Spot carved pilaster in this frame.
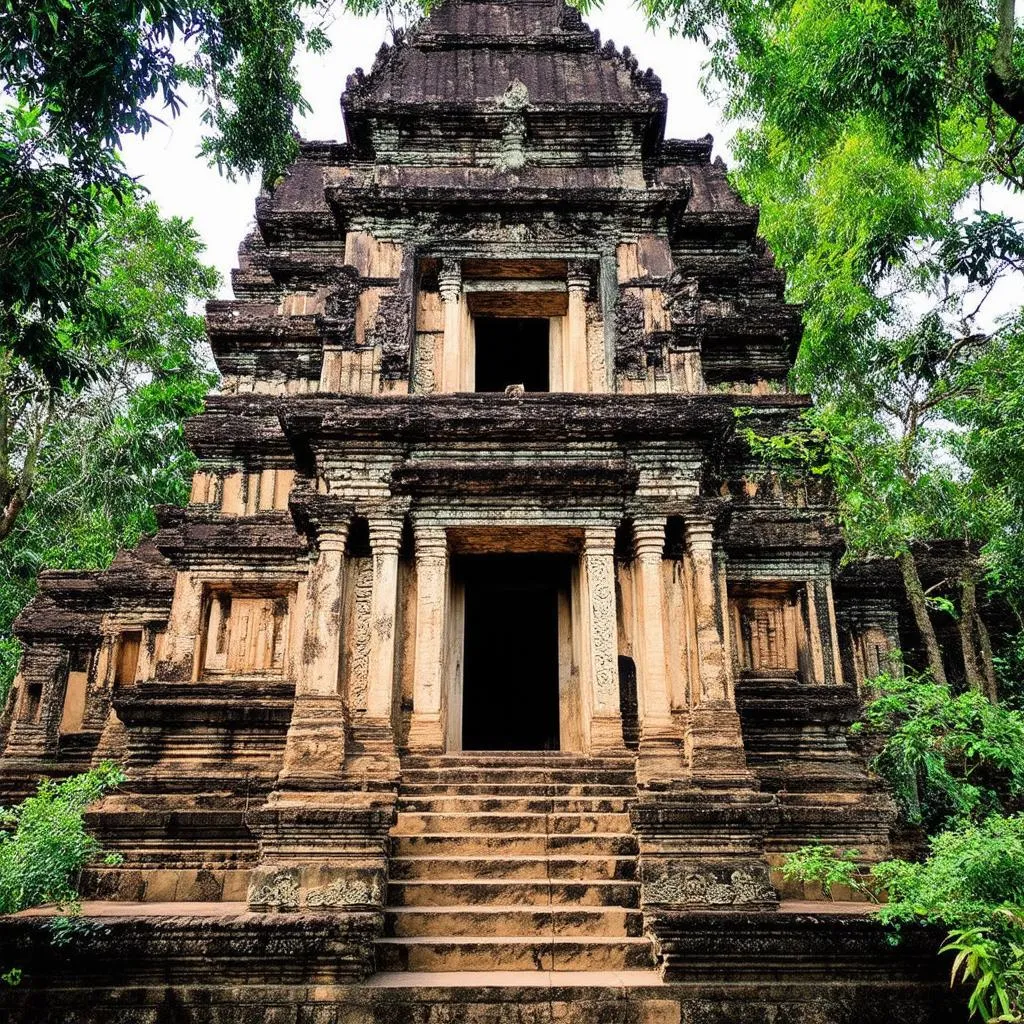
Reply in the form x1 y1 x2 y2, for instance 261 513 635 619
685 520 754 789
582 528 625 755
279 523 349 787
438 259 463 393
343 515 403 782
633 516 684 783
407 522 448 753
566 261 591 394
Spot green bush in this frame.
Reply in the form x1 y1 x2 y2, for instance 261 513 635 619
855 672 1024 830
0 761 125 916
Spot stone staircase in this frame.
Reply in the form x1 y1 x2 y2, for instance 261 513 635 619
376 753 659 974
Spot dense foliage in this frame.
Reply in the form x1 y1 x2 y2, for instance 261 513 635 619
0 196 218 703
597 0 1024 697
0 761 126 916
785 672 1024 1019
0 0 335 495
854 672 1024 831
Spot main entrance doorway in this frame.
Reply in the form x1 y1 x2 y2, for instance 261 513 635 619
459 555 565 751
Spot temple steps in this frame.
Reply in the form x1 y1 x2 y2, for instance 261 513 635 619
391 832 639 857
397 795 632 813
399 782 637 797
386 906 644 937
389 879 640 908
375 936 657 973
394 811 633 834
389 855 637 881
378 754 657 975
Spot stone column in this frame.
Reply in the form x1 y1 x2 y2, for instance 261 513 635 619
279 523 348 786
566 262 590 393
633 516 682 781
408 521 448 753
582 527 625 755
439 258 463 393
365 516 403 723
684 519 752 787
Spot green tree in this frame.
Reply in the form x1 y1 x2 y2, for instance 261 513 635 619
0 0 331 464
0 195 218 701
0 761 126 917
620 0 1024 688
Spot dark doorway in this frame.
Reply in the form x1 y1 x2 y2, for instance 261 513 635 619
474 317 549 392
460 555 564 751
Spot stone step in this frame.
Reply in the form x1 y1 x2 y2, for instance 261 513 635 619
375 936 657 973
401 754 637 770
399 768 637 787
399 782 637 798
398 795 632 814
393 812 632 835
388 879 640 909
392 832 639 857
390 855 637 881
385 905 643 938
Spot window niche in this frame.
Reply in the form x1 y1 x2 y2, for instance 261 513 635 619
729 584 811 682
199 586 292 678
59 647 94 734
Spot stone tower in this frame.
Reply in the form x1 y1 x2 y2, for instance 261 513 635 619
0 1 958 1017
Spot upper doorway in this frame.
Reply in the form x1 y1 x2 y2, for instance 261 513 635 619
473 316 550 393
459 555 565 751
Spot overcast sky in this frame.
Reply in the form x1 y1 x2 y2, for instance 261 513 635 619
118 3 724 296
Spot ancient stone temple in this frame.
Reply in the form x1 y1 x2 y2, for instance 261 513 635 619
0 1 964 1020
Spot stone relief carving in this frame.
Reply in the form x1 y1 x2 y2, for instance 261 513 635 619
348 560 374 712
586 554 619 709
316 268 361 345
411 332 437 394
248 873 300 910
662 270 701 328
644 868 776 906
366 290 412 380
306 876 384 909
615 291 647 379
496 79 529 171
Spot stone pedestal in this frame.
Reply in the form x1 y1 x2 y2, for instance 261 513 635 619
246 791 396 921
631 789 779 913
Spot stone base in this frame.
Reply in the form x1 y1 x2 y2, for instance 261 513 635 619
631 788 780 912
684 703 756 789
246 791 396 913
0 906 965 1023
277 694 347 785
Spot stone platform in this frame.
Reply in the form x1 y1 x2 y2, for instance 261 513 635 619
0 901 962 1023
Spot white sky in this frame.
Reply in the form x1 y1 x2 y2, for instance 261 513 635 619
119 2 724 296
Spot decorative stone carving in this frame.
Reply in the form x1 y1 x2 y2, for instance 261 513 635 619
644 867 776 907
247 872 300 911
366 291 412 381
305 876 384 909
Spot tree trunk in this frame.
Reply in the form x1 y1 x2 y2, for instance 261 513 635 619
958 578 985 694
975 604 999 704
986 0 1024 125
898 550 948 685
